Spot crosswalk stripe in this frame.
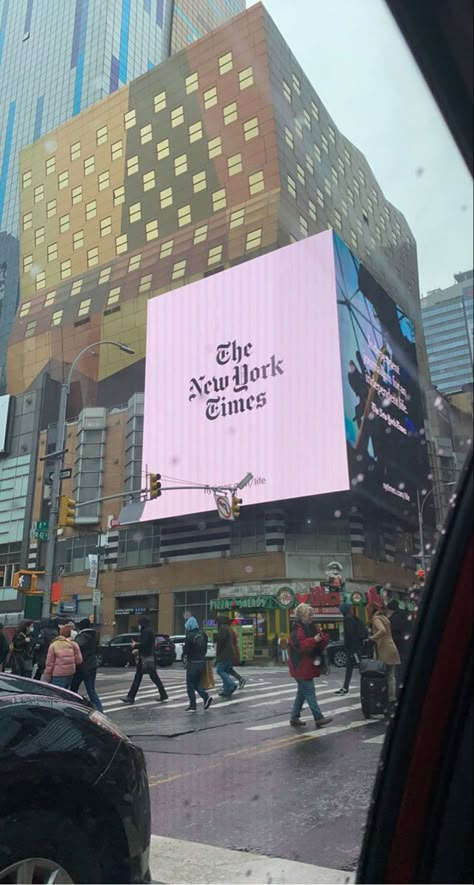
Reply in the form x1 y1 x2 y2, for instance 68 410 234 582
100 679 274 709
99 677 271 702
364 733 385 744
247 701 362 731
248 688 359 709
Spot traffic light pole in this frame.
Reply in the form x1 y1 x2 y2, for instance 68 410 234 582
42 381 69 617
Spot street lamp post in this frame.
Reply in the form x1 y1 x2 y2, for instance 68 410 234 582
416 481 457 575
41 341 135 617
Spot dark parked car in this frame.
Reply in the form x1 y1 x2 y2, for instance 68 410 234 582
97 632 176 668
0 671 92 708
0 685 151 883
327 638 372 668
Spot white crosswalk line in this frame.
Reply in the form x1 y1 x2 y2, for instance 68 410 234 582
99 677 272 702
100 679 275 710
247 702 362 731
248 688 359 709
364 733 386 744
292 719 380 740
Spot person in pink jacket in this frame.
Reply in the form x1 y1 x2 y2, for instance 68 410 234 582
42 624 82 689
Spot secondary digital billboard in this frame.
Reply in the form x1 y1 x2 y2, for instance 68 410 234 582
139 231 427 522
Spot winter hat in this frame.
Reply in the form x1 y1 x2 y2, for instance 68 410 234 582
339 602 351 616
184 616 199 631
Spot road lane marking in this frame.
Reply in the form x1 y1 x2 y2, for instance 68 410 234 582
364 733 385 744
247 702 362 731
99 678 272 702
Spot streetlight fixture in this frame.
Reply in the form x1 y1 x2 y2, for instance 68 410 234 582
416 481 457 575
41 341 135 616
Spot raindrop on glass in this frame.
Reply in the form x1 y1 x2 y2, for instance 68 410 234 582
357 473 364 483
244 565 253 574
44 138 57 152
334 510 342 518
398 482 405 490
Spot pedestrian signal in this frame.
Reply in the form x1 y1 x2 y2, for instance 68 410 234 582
149 473 162 499
416 568 425 581
231 495 242 519
58 495 76 528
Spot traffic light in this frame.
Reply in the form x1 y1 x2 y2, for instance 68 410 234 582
231 495 242 519
58 495 76 528
416 568 425 582
149 472 162 499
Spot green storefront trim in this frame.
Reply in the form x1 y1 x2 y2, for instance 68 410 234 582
210 596 278 611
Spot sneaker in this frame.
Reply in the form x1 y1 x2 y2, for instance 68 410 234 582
185 706 197 713
238 678 247 690
204 696 213 710
290 718 306 727
316 716 333 729
157 695 168 702
334 687 349 695
121 698 134 705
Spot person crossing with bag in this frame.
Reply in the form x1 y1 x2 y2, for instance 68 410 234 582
183 617 213 712
288 604 333 730
70 618 103 712
121 617 168 705
335 602 368 695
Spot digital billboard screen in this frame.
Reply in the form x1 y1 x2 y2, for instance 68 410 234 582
139 231 427 522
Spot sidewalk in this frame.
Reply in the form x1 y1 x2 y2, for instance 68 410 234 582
150 835 354 884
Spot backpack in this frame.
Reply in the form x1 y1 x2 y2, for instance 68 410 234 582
192 630 208 657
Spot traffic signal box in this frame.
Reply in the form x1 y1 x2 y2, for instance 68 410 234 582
149 473 162 499
58 495 76 528
231 495 242 519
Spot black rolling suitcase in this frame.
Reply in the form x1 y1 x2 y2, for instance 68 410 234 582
360 659 388 718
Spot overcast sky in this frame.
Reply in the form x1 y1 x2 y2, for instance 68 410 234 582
248 0 473 295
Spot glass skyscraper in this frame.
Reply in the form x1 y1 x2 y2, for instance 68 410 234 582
422 269 474 394
0 0 244 391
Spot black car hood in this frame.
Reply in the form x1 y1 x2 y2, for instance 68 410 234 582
0 672 91 707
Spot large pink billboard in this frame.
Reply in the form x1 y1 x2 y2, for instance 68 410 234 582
140 230 350 521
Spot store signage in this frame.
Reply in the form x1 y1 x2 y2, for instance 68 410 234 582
115 606 147 616
86 554 98 589
211 596 278 611
59 602 77 614
276 586 296 609
295 586 341 607
312 606 342 616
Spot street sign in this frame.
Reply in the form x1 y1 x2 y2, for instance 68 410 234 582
86 554 98 589
92 587 101 607
59 467 72 480
214 493 233 521
34 520 49 542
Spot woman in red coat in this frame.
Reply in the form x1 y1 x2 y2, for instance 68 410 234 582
288 603 333 730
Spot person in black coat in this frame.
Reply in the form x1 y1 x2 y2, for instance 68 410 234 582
70 618 103 711
121 617 168 705
0 623 9 672
335 603 368 695
387 600 411 691
33 618 58 680
10 620 34 676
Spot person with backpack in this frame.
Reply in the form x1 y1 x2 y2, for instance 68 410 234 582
70 618 103 712
183 616 213 712
33 618 58 680
215 616 238 698
0 623 9 672
10 620 34 676
42 623 82 688
288 603 332 729
335 602 368 695
121 617 169 705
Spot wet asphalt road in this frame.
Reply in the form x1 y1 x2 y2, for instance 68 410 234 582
96 663 386 873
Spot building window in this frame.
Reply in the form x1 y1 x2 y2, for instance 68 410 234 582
47 242 58 262
96 125 108 145
208 245 223 266
157 138 169 160
128 254 141 272
311 99 319 119
287 174 296 199
350 230 357 250
295 119 303 139
35 271 46 290
84 156 95 175
314 143 321 163
316 187 324 207
171 105 184 127
223 102 238 125
87 246 99 267
192 170 206 193
124 109 136 129
177 204 191 227
45 156 56 175
331 166 338 185
23 255 33 273
308 199 317 221
229 208 244 228
341 198 348 216
77 298 91 317
303 110 311 131
145 220 159 241
189 121 203 143
249 170 264 195
128 203 141 224
71 141 81 161
305 153 314 174
143 170 155 191
243 116 259 141
299 215 308 236
23 211 33 230
204 86 217 109
154 91 166 113
347 187 354 205
98 170 110 191
72 185 82 204
100 216 113 236
46 199 57 218
239 66 254 90
218 51 233 74
324 177 332 196
160 187 173 209
172 259 186 280
185 72 198 93
59 213 70 232
85 200 97 220
113 186 125 206
321 134 329 153
283 79 292 102
297 163 305 185
160 240 173 258
334 209 342 229
353 178 360 196
44 290 56 307
193 225 207 244
73 229 84 250
208 135 222 158
344 147 351 165
329 125 336 144
212 188 226 212
70 279 83 297
34 184 44 202
285 126 294 149
25 320 37 337
245 228 262 251
174 153 188 176
140 124 152 145
359 168 366 186
367 196 373 214
115 234 128 254
111 140 123 161
51 309 63 326
138 274 152 293
34 226 45 245
19 301 31 317
22 170 32 189
107 286 121 306
98 266 112 284
227 153 242 176
60 259 72 279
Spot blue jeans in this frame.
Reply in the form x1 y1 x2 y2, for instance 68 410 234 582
291 678 323 723
216 661 237 696
52 675 71 689
186 661 208 708
70 670 103 712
